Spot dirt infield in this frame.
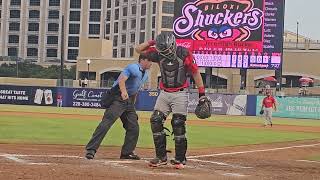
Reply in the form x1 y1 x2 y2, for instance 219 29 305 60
0 111 320 179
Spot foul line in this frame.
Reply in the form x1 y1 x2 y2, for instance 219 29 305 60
188 143 320 158
188 158 252 169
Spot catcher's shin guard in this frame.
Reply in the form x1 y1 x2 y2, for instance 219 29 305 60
150 110 167 159
172 114 187 162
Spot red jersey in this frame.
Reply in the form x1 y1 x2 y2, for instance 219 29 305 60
145 47 198 92
263 96 276 108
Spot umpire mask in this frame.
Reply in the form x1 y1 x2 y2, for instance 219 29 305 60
155 32 177 61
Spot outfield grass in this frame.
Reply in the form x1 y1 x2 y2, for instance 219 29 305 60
307 155 320 162
0 113 319 149
1 104 320 127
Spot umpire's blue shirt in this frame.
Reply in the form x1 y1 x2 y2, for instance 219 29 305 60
112 63 148 96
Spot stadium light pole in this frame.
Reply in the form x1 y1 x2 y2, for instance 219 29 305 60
86 59 91 86
296 21 299 49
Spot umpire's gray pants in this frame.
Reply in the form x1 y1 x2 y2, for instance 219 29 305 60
86 96 139 156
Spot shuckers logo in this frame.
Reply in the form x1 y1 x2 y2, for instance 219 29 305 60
174 0 263 41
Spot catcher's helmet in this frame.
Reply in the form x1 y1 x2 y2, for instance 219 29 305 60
155 32 177 60
195 96 212 119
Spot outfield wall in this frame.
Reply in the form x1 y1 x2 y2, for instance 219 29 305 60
0 85 319 119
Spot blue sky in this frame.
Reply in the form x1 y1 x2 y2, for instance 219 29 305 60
285 0 320 40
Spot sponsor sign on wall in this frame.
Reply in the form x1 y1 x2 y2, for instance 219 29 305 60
256 96 320 119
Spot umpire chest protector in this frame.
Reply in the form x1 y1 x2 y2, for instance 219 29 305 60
159 46 189 88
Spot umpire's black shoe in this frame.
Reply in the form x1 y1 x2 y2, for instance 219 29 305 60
85 150 96 160
149 157 168 167
120 153 141 160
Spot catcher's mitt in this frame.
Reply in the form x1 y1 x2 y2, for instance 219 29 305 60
195 96 212 119
259 109 264 115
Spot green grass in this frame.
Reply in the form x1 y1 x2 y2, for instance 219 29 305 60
2 104 320 127
0 114 319 149
307 155 320 162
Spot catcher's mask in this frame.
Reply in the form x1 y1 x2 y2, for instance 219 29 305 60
155 32 177 60
195 96 212 119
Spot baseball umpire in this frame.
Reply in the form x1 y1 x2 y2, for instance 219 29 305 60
85 53 152 160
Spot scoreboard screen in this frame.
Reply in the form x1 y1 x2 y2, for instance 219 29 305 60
173 0 285 69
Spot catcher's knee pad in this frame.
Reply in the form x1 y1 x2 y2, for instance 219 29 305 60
150 110 166 133
171 114 186 136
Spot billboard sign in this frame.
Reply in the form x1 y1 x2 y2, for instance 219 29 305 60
173 0 284 69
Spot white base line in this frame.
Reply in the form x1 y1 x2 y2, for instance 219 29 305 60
188 143 320 158
188 158 252 169
296 160 320 164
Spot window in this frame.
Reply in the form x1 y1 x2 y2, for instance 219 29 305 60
69 24 80 34
162 1 174 14
68 49 78 60
152 16 156 28
49 0 60 6
30 0 40 6
10 0 21 6
106 11 111 21
130 33 135 43
90 0 101 9
105 23 110 34
131 19 136 29
161 16 173 28
131 5 136 15
8 48 18 56
115 0 119 7
47 36 58 44
0 0 2 5
115 9 119 20
114 22 118 33
28 35 38 44
112 49 117 57
140 18 145 30
68 36 79 47
29 10 40 19
107 0 111 8
70 0 81 8
9 22 20 31
122 21 127 31
121 34 126 44
89 11 101 22
49 10 59 19
113 35 118 46
69 11 81 21
47 49 57 57
152 1 157 14
28 23 39 31
121 48 125 57
130 47 134 57
10 10 20 18
27 48 38 56
141 3 146 16
139 32 145 43
152 31 155 39
123 7 127 16
8 35 19 43
48 23 59 31
89 24 100 34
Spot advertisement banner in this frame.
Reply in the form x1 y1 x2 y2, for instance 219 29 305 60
256 96 320 119
173 0 285 69
64 88 107 108
188 93 247 115
0 85 57 106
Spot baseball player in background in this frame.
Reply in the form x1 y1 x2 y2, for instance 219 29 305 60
261 91 277 127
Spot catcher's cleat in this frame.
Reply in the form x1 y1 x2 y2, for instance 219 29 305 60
148 157 168 167
120 153 141 160
170 159 186 169
85 150 96 160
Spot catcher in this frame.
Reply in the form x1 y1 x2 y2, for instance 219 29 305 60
135 32 211 169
